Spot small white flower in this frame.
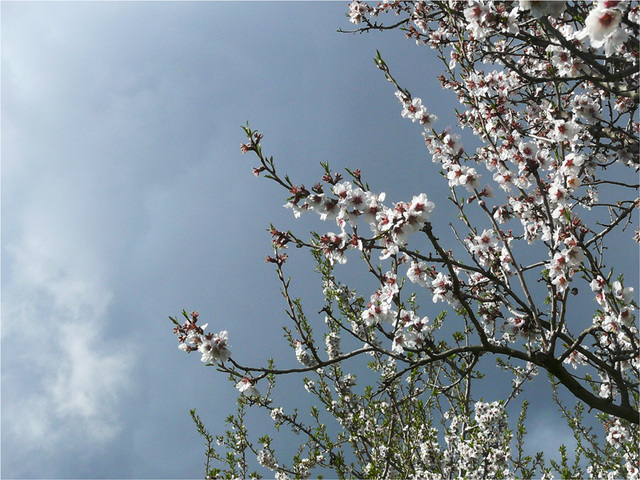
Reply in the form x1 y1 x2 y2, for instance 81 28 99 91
613 281 634 304
235 377 259 396
294 340 317 367
270 407 285 423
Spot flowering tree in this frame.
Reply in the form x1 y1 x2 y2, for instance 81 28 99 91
171 1 639 478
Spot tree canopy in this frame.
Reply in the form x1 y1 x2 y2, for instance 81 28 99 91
171 1 639 478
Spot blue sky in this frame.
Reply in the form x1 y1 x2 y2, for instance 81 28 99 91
2 2 626 478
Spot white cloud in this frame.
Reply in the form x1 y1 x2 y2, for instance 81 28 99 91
3 213 134 454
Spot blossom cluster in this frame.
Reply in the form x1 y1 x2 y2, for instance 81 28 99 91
172 311 231 363
286 178 435 262
412 402 512 479
325 331 341 360
294 340 317 367
590 277 639 391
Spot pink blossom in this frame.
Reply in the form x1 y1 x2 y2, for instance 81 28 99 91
563 349 588 369
407 261 430 287
236 377 260 396
613 281 634 304
198 330 231 363
348 1 370 24
584 6 622 49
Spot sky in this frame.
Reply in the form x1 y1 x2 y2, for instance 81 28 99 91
2 2 634 479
